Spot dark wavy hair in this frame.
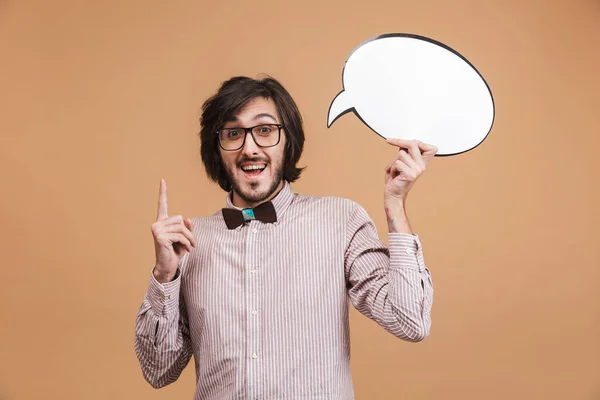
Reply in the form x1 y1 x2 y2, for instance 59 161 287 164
199 75 305 192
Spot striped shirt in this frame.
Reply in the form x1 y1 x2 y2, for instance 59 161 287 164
134 181 433 399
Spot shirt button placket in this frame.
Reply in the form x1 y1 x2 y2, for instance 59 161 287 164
246 221 261 398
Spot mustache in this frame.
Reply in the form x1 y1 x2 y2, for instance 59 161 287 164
237 157 268 168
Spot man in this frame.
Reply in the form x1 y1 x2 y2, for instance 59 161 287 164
135 76 437 399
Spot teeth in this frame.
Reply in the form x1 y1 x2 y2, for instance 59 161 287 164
242 165 266 171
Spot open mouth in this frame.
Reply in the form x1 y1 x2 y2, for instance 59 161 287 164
240 163 267 177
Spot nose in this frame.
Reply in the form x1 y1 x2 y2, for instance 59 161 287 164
241 130 260 156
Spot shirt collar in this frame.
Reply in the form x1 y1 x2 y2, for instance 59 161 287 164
224 180 295 224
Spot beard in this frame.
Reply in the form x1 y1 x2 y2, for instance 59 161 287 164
225 158 285 206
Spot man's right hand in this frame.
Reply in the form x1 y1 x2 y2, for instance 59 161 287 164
151 178 196 283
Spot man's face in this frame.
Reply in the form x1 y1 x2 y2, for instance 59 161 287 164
219 97 287 208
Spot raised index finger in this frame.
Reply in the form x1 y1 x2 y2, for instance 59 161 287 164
157 178 168 220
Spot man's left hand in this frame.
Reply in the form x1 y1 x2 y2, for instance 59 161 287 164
384 138 438 202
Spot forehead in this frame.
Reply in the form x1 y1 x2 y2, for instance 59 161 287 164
225 97 280 126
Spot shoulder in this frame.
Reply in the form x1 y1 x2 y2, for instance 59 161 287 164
290 193 365 217
189 211 224 230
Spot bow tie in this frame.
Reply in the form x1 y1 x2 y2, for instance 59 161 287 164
222 201 277 229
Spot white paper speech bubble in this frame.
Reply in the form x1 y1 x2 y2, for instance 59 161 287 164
328 33 495 156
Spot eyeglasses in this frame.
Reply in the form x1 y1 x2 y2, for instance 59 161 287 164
217 124 283 151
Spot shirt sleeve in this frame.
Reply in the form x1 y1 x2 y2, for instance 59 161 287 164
344 202 433 342
134 268 193 388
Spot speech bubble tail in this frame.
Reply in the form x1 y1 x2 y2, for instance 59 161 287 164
327 90 354 128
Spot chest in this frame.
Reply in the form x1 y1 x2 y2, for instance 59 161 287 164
181 219 348 319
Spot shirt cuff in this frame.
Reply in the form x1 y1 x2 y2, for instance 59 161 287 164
147 268 181 316
389 233 426 272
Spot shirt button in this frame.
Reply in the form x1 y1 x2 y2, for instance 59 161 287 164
252 228 258 234
250 268 256 274
252 352 258 359
405 248 415 254
252 310 258 316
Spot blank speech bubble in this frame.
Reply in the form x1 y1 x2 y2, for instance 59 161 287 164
327 33 495 156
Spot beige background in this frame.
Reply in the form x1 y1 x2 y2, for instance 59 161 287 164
1 0 599 399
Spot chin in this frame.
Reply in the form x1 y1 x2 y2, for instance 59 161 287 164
240 181 272 202
234 175 281 204
226 162 284 205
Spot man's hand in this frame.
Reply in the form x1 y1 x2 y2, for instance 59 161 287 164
151 179 196 283
383 139 437 233
384 139 437 202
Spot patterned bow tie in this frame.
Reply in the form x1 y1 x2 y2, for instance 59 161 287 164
221 201 277 229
